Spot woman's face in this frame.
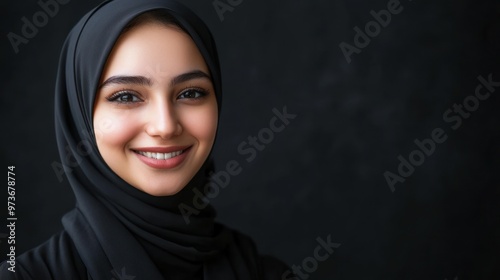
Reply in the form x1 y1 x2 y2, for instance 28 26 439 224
93 21 218 196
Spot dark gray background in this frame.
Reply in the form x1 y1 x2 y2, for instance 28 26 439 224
1 0 499 279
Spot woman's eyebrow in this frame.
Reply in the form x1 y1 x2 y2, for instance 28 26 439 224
100 75 153 89
171 70 211 86
99 70 211 89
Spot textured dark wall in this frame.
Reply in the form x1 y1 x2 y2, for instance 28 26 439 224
1 0 499 279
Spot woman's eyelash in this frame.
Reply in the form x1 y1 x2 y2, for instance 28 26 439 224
106 91 143 103
177 88 209 100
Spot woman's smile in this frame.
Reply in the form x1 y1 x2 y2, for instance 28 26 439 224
131 145 193 169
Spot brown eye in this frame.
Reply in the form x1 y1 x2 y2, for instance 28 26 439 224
178 89 207 100
107 91 143 103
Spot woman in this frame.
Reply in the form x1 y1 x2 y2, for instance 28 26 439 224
0 0 289 279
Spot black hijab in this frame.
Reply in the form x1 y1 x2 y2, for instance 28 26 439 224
34 0 276 279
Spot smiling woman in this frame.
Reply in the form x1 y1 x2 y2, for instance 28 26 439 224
0 0 288 279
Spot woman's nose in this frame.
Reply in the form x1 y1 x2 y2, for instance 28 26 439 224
145 101 182 139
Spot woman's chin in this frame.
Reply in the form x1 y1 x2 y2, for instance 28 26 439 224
136 183 186 197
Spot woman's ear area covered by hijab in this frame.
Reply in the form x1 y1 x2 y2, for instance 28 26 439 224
92 19 218 197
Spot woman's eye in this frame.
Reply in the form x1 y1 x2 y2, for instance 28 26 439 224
178 89 207 100
107 91 142 103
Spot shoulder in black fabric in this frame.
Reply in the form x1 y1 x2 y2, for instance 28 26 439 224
0 231 86 279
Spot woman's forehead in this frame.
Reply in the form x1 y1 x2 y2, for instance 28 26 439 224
100 22 210 85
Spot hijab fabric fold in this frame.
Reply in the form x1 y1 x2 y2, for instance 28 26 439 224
53 0 259 279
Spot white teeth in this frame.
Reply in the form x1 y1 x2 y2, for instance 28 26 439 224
137 150 183 160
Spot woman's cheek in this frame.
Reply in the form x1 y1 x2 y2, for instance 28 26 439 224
181 105 218 145
94 110 140 147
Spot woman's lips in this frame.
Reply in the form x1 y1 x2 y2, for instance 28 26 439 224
132 146 192 169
